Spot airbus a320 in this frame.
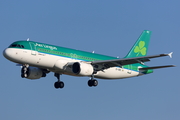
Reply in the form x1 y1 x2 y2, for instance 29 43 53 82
3 30 175 89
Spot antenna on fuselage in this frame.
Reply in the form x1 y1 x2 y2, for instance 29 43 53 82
27 38 30 41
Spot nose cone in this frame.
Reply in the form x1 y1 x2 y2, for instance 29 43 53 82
3 48 15 60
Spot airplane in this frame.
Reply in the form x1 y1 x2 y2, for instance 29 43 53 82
3 30 175 89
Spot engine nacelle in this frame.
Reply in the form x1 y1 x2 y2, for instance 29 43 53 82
21 66 45 80
72 62 94 76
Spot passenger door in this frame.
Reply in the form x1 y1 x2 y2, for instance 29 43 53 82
29 42 37 55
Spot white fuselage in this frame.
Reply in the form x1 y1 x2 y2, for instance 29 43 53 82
3 48 141 79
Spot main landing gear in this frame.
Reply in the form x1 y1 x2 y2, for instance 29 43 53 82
87 74 98 87
54 73 64 89
53 73 98 89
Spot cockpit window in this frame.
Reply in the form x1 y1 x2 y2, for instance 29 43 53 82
17 44 21 48
9 44 25 48
10 44 17 47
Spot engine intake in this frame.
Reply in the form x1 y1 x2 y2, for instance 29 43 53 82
72 62 94 76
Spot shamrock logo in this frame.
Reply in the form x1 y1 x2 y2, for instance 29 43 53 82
134 41 146 56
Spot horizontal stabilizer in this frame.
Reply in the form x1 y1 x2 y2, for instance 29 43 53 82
139 65 175 70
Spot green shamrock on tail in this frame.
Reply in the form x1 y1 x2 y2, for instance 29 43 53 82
134 41 146 56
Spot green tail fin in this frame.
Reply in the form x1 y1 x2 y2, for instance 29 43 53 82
125 30 151 58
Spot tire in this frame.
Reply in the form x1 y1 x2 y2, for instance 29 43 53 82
54 82 64 89
88 80 93 87
93 80 98 86
59 82 64 88
54 82 60 89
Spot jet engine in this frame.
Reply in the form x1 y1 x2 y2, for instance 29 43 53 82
21 66 46 80
72 62 94 76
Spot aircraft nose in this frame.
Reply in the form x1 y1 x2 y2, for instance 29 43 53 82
3 48 14 60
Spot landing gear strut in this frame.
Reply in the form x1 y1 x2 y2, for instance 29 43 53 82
88 74 98 87
54 73 64 89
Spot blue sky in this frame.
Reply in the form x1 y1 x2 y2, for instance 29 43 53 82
0 0 179 120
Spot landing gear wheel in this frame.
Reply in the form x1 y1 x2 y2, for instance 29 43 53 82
93 80 98 86
88 80 93 87
88 79 98 87
59 82 64 88
54 82 64 89
54 82 59 89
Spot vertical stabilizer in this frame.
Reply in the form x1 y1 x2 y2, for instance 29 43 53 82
125 30 151 58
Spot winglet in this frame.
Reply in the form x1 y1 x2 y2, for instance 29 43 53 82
168 52 173 58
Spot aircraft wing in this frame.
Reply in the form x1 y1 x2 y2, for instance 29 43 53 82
91 52 173 70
